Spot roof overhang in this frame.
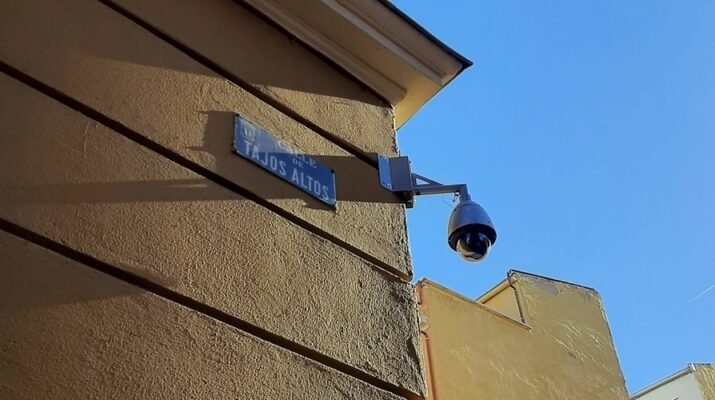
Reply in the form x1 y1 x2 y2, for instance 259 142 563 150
242 0 472 128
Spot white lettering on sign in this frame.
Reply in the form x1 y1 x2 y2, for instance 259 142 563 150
244 138 329 201
234 115 336 207
290 167 330 200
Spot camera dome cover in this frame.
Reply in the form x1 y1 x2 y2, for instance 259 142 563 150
447 200 497 250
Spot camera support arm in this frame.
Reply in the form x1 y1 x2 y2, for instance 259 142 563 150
378 155 471 208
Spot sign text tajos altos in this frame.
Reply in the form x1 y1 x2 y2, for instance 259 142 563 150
233 115 337 207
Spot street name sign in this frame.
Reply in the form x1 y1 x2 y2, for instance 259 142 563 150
233 114 337 207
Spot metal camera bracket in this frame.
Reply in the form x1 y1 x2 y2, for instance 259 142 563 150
378 155 471 208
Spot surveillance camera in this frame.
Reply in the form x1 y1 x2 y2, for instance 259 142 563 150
377 155 498 262
447 200 497 263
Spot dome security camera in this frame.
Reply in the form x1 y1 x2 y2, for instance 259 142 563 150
447 199 497 262
378 155 497 263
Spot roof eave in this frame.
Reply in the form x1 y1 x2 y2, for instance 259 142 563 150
242 0 472 128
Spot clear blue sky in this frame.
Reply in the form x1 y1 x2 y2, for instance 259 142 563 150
393 0 715 393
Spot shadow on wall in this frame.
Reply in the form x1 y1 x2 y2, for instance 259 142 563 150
92 0 386 107
1 111 404 210
0 237 150 312
196 111 404 208
1 0 402 211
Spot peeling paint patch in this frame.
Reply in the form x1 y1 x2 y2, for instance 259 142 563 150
526 276 560 296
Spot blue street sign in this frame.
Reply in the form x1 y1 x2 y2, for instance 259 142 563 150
234 115 337 207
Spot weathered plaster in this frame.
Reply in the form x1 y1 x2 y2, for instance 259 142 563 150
110 0 399 156
696 364 715 400
417 272 629 399
0 231 403 400
0 0 411 277
0 74 425 396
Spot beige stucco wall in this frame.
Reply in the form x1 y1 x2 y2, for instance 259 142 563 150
0 230 402 400
0 0 411 278
0 0 424 398
417 272 629 399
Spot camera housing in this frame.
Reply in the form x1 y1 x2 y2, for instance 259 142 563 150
447 200 497 262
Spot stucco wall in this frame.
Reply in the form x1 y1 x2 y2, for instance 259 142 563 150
631 365 715 400
106 0 399 157
417 272 629 399
0 1 424 398
0 231 402 400
696 365 715 400
480 282 522 322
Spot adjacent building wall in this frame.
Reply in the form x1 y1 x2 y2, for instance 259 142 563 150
632 369 703 400
631 364 715 400
0 1 424 398
417 271 629 400
478 280 523 323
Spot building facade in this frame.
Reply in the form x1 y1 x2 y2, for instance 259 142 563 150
417 271 630 399
631 364 715 400
0 1 470 399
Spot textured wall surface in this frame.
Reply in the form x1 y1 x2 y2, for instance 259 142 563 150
0 0 411 277
417 272 629 400
0 231 402 400
0 0 424 398
696 365 715 400
480 284 522 322
109 0 399 157
0 74 423 394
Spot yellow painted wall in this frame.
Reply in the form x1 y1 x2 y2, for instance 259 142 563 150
418 272 629 399
479 281 522 322
0 0 424 398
